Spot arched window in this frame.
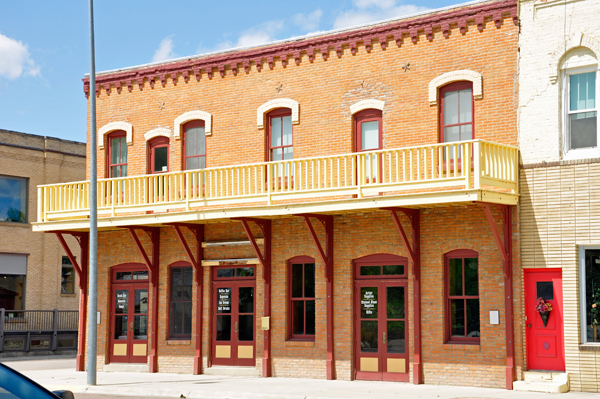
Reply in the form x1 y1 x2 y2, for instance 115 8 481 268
354 109 382 152
148 136 169 174
561 47 598 158
267 108 293 162
107 130 128 178
183 120 207 170
288 256 315 340
445 249 479 344
439 82 474 143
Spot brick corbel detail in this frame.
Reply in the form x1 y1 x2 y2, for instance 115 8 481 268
256 98 300 129
82 0 518 96
428 69 483 105
174 110 213 139
98 121 133 149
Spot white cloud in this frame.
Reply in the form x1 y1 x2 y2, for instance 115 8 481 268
0 32 39 79
293 8 323 32
333 1 429 30
152 36 176 63
203 20 284 53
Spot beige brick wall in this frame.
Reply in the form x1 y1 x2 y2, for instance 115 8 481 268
520 160 600 392
0 130 86 310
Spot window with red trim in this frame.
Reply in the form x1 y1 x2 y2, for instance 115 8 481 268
289 256 315 340
169 265 193 339
354 109 382 152
267 109 293 162
183 120 206 170
107 131 127 178
445 249 480 343
440 82 474 143
148 136 169 174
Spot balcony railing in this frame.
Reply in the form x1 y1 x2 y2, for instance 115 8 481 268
37 140 518 223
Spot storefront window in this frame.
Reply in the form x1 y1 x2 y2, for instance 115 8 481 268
582 248 600 343
445 249 479 343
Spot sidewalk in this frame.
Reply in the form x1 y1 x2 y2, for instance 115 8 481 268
3 358 598 399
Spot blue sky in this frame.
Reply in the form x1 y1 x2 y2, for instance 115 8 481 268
0 0 462 143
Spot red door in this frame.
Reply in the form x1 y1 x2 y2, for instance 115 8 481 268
354 280 408 382
110 282 149 363
212 280 255 366
524 269 565 371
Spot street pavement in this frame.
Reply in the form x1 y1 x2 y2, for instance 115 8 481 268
2 357 599 399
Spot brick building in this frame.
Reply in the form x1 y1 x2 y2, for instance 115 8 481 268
517 0 600 392
0 129 85 312
33 0 523 389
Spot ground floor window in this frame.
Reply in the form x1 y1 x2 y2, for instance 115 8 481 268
0 253 27 310
289 256 315 340
61 256 75 294
445 249 479 343
581 247 600 343
169 265 193 339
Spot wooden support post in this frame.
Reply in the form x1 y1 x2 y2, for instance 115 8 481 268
169 223 204 375
478 202 514 390
295 214 335 380
126 226 160 373
385 207 422 385
232 218 272 377
54 231 89 372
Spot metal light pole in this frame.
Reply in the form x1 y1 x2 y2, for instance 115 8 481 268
87 0 98 386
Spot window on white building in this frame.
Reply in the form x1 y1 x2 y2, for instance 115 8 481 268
562 48 599 159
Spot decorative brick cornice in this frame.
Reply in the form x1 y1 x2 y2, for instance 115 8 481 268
174 110 212 139
98 121 133 149
257 98 299 129
144 127 172 142
350 99 385 114
429 69 483 105
83 0 517 97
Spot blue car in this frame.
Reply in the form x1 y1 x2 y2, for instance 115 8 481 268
0 363 74 399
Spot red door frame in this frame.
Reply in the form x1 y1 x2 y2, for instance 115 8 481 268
353 254 409 382
148 136 170 174
210 266 256 367
524 268 565 371
108 264 150 364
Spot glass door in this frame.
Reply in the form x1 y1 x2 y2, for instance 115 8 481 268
212 281 255 366
110 283 149 363
355 280 408 382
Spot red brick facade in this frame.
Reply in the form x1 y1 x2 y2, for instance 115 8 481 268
82 0 521 389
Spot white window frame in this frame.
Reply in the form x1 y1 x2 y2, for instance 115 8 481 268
579 245 600 345
563 65 600 160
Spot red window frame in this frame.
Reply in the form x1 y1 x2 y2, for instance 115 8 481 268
354 109 383 152
183 120 207 170
444 249 480 344
148 136 170 174
266 108 293 162
106 130 127 178
168 262 193 340
439 81 475 143
288 256 315 341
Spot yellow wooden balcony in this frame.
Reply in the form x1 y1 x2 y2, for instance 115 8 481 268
33 140 518 231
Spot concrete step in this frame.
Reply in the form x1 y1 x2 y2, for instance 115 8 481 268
514 371 569 393
204 366 260 377
102 363 149 373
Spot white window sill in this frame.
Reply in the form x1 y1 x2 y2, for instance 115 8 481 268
563 148 600 161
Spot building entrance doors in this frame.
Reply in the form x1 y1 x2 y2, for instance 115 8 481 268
354 254 409 382
109 267 150 364
524 268 565 371
211 266 256 367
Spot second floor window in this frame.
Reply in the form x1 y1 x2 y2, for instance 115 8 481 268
354 109 382 152
440 82 474 143
183 121 207 170
148 137 169 174
107 131 128 178
268 109 293 163
0 175 27 223
567 70 597 151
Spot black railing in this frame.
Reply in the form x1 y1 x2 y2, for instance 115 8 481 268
0 309 78 353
